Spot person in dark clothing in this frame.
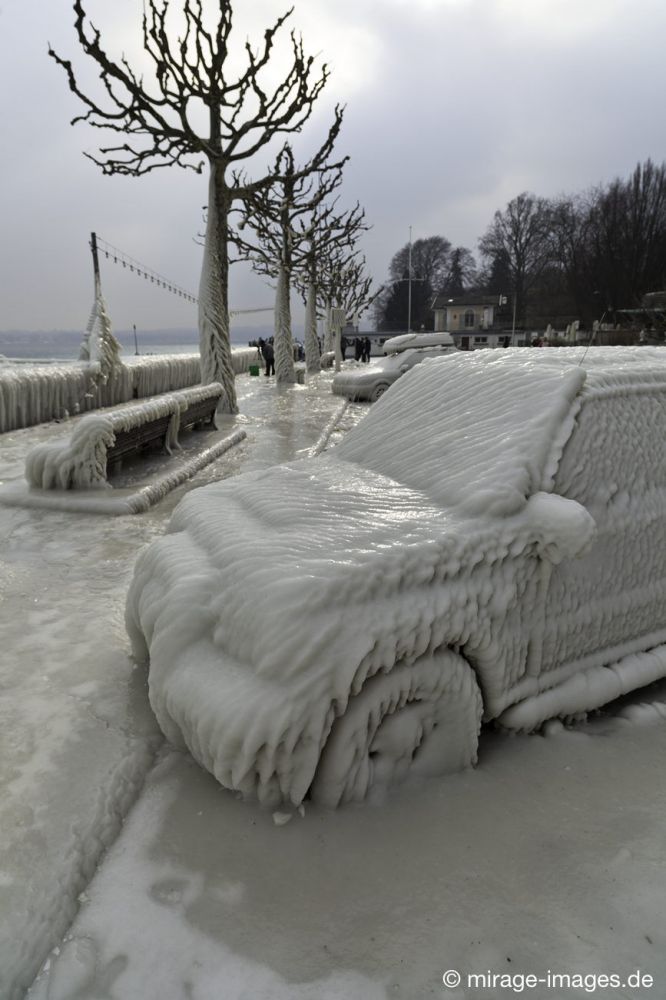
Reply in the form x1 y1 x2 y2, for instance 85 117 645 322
355 337 363 361
363 336 372 362
259 337 275 376
340 335 349 361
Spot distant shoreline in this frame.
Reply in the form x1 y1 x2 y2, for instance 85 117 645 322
0 327 268 360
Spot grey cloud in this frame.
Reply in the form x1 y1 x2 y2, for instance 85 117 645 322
2 0 666 333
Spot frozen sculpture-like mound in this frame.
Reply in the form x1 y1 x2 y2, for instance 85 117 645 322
126 348 666 807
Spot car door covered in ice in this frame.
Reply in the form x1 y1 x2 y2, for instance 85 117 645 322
499 372 666 730
539 385 666 676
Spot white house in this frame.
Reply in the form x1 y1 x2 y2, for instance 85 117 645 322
432 293 514 349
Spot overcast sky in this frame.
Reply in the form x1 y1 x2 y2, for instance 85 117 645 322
2 0 666 334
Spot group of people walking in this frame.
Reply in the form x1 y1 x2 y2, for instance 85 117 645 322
341 336 373 362
258 334 372 375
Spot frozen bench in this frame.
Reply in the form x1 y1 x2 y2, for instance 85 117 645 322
106 384 221 474
25 383 223 490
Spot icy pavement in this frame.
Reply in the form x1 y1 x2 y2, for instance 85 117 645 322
0 372 359 999
27 698 666 1000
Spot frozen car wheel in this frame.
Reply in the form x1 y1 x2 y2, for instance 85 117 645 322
370 382 390 402
310 648 483 807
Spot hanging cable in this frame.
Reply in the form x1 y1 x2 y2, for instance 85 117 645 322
95 235 198 303
92 234 273 317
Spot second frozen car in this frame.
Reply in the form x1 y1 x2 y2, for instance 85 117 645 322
332 334 459 401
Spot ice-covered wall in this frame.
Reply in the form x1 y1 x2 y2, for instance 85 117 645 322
126 348 666 807
0 348 258 433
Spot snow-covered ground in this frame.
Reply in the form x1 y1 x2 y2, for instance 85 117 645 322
1 365 665 1000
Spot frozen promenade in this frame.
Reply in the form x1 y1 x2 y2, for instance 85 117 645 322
1 370 665 1000
0 371 357 999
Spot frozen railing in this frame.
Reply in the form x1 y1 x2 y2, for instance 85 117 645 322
0 348 259 433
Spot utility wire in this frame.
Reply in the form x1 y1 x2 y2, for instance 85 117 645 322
95 235 198 303
94 235 273 317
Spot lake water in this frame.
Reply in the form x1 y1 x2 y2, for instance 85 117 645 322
0 330 260 361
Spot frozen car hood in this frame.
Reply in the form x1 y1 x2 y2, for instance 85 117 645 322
126 452 546 807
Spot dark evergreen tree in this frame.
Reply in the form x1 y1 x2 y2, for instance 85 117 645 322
442 247 477 296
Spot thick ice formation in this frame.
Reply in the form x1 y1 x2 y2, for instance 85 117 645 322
25 383 223 490
0 348 258 432
80 290 123 377
25 414 115 490
126 348 666 807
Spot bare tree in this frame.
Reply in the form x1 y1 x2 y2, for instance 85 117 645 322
478 193 553 327
50 0 337 412
585 160 666 313
315 245 379 369
389 236 452 292
547 161 666 326
300 199 369 369
232 139 346 383
548 194 598 323
375 235 452 331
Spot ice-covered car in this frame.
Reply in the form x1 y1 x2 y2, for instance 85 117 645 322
331 343 458 401
381 331 457 354
126 347 666 809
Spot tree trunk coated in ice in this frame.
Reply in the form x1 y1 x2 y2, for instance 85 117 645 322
331 307 346 373
323 300 333 354
274 265 296 384
199 165 238 413
304 283 321 373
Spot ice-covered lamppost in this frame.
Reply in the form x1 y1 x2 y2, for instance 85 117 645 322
79 231 121 379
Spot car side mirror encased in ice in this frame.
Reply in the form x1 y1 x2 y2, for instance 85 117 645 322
523 492 597 564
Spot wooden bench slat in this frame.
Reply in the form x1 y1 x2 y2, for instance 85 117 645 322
107 415 173 465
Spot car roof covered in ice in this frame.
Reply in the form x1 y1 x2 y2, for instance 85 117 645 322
336 347 666 518
382 331 456 353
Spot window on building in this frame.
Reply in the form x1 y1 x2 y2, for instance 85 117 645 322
473 336 488 344
464 310 475 328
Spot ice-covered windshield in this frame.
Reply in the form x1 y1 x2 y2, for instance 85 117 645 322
338 349 588 516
